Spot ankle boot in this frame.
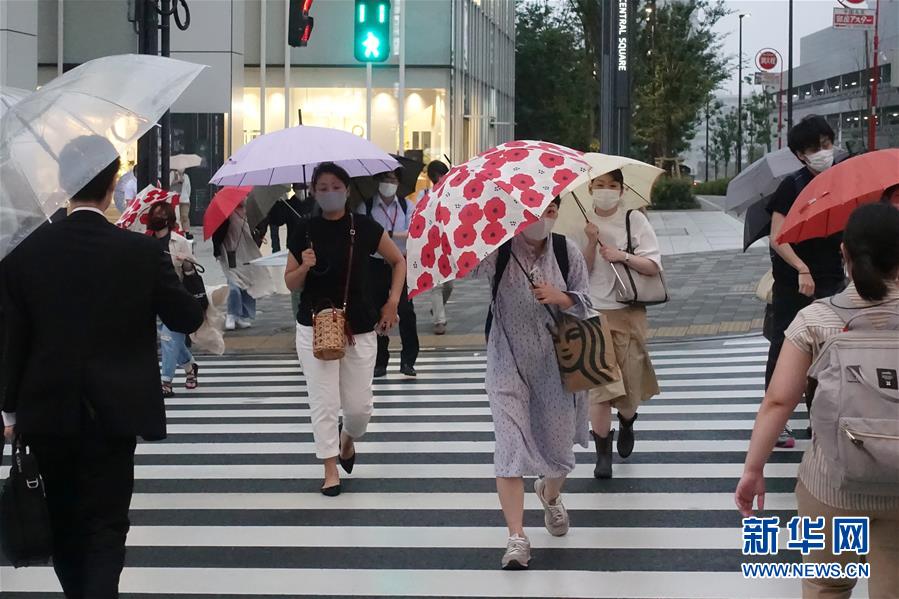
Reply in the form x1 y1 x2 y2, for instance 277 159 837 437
591 430 614 479
617 413 638 459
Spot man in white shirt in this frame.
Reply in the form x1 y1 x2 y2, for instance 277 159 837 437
358 169 419 378
171 169 193 240
113 162 137 213
420 161 452 334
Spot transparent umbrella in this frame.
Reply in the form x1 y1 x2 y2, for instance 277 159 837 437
0 54 204 260
0 86 31 120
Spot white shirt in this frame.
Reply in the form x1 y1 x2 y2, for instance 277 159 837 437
114 171 137 211
357 195 410 256
570 207 663 311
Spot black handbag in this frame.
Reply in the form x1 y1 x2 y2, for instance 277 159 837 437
181 262 209 312
0 437 53 567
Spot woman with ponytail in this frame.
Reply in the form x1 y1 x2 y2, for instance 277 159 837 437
736 203 899 598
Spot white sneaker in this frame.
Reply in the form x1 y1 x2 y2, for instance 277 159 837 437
501 534 530 570
225 315 236 331
535 478 569 537
236 318 252 329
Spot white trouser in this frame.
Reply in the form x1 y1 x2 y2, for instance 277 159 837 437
296 325 377 459
431 285 447 325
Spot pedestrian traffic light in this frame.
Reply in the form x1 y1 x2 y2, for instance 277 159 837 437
354 0 390 63
288 0 314 47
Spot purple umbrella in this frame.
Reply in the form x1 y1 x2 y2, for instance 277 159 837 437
211 125 400 187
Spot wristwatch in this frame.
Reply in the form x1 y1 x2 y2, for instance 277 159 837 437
624 253 630 263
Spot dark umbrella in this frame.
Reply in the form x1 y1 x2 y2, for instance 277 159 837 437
743 197 771 251
349 154 425 207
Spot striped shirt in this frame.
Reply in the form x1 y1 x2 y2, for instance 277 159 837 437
786 281 899 512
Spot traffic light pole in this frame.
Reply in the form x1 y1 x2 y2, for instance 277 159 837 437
366 63 373 141
136 0 159 191
284 0 291 128
397 0 405 156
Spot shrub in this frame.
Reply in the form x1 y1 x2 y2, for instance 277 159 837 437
651 178 700 210
694 178 731 196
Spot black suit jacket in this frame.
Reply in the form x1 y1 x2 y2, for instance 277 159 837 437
0 209 204 440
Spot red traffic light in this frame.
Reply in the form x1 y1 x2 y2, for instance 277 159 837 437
289 0 315 47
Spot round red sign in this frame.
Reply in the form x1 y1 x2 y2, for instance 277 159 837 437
758 50 778 71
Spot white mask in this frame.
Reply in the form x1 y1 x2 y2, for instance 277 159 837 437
521 217 556 241
379 182 399 198
804 148 834 173
315 191 347 212
592 189 621 211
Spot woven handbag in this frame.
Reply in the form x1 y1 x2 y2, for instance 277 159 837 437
312 214 356 361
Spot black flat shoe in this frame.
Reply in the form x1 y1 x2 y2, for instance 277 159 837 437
321 484 341 497
337 421 356 474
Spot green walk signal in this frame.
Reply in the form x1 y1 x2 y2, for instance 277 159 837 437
354 0 390 63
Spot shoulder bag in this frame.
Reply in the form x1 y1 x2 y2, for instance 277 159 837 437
312 214 356 361
610 209 669 306
503 240 620 393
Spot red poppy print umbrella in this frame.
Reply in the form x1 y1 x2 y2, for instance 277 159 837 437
406 140 590 298
115 185 182 235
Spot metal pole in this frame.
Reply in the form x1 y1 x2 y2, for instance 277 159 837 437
397 0 405 155
868 0 880 150
160 0 171 187
787 0 793 132
736 14 744 174
57 0 64 77
778 65 784 149
260 0 266 135
136 0 159 190
284 0 290 129
366 62 372 141
704 99 710 181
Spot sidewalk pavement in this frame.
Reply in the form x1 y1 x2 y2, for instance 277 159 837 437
188 210 772 353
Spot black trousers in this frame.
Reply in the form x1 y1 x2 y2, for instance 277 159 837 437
27 432 137 599
370 258 419 369
765 278 845 388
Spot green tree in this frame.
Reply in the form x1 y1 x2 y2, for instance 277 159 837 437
745 90 776 162
712 107 740 177
631 0 731 162
515 1 593 150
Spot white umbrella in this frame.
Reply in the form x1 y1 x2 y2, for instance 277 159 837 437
562 153 664 212
169 153 203 172
0 54 205 260
210 125 400 187
0 86 31 120
249 250 289 268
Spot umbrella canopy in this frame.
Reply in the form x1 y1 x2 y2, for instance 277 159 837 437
210 125 400 187
0 86 30 120
743 199 771 251
350 153 425 205
250 249 290 268
116 185 181 234
0 54 204 260
562 153 664 212
728 148 803 214
245 184 292 230
554 153 664 241
169 153 203 172
777 149 899 245
406 140 591 298
203 186 253 240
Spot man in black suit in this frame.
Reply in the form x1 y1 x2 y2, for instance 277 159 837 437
1 135 204 598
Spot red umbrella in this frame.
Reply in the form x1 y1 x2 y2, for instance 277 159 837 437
203 186 253 240
777 149 899 244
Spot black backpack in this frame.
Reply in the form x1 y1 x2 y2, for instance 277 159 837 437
485 233 570 341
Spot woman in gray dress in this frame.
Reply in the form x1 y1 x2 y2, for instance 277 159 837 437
479 198 593 570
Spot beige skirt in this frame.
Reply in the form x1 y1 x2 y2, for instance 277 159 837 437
588 305 659 416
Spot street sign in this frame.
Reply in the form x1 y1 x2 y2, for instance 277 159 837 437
757 50 778 71
354 0 391 62
833 7 875 29
755 71 781 87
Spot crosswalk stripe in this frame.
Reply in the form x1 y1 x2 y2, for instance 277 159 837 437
10 337 822 598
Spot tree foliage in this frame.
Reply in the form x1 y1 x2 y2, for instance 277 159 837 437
630 0 732 161
515 1 593 150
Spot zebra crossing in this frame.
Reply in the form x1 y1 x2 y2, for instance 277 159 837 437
2 335 869 598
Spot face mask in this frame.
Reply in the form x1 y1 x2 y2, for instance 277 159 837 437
147 216 168 231
804 148 834 173
379 182 399 198
592 189 621 211
315 191 347 212
521 217 556 241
